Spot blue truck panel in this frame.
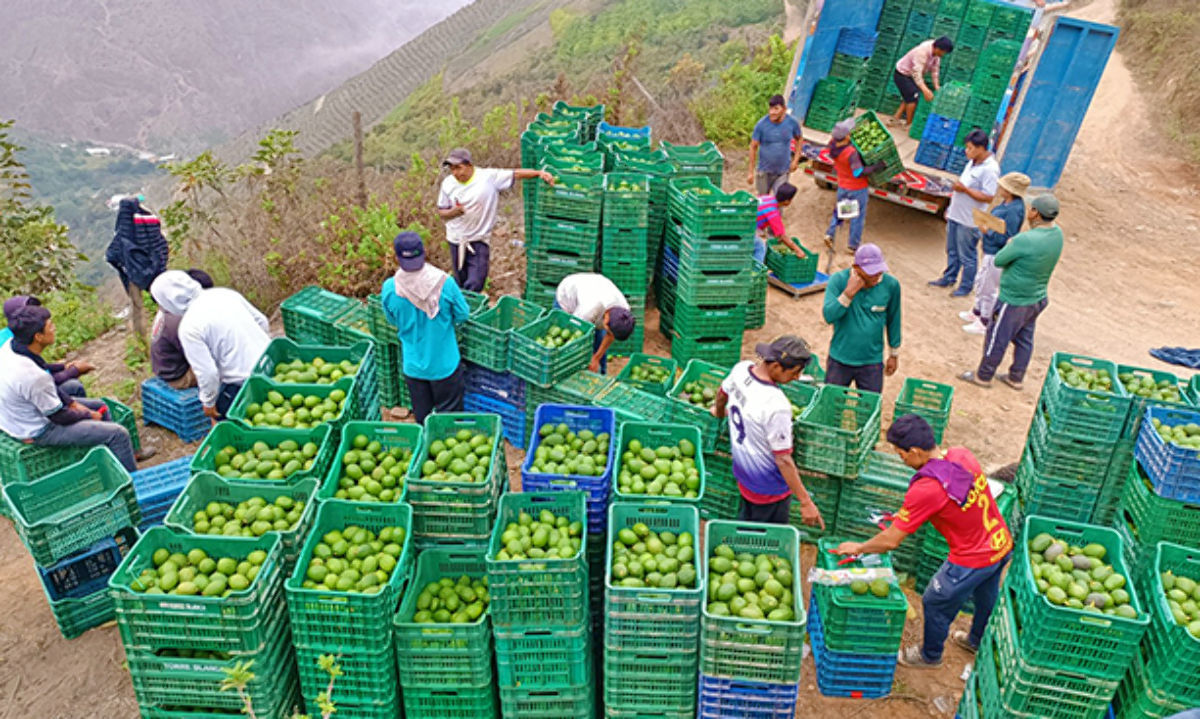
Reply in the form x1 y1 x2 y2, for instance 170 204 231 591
788 0 885 119
1000 17 1118 187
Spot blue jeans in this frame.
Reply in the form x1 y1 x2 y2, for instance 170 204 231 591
825 187 870 249
824 356 883 393
939 220 981 291
976 299 1049 383
922 553 1011 663
593 328 608 375
215 382 243 419
59 379 87 398
35 397 137 471
753 236 768 264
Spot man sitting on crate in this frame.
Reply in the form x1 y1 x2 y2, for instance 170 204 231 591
150 269 214 390
710 335 826 529
3 295 96 399
0 304 151 471
554 273 636 375
755 183 805 265
822 119 887 257
150 270 270 420
833 414 1013 669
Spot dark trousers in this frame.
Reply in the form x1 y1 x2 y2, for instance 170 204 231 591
593 328 608 375
215 381 243 419
737 494 792 524
406 364 465 424
824 357 884 393
921 553 1011 663
452 241 490 292
976 298 1049 383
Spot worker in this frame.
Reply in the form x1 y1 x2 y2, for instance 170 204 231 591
821 244 901 393
755 183 804 264
0 304 154 470
892 36 954 129
3 295 94 398
150 269 214 389
929 129 1000 297
961 172 1029 335
105 195 169 341
149 270 270 420
554 273 637 375
711 335 826 528
748 94 803 195
959 194 1063 390
833 414 1013 668
381 232 471 423
823 118 887 256
437 147 555 292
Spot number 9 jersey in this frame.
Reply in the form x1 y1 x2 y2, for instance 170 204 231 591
719 361 796 499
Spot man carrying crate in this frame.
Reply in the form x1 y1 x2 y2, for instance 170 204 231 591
822 119 887 256
833 414 1013 669
711 335 826 529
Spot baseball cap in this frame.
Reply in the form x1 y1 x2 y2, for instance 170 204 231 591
393 232 426 272
831 119 855 141
606 307 636 341
9 304 52 344
853 243 889 275
3 295 41 324
755 335 812 369
442 148 472 167
1031 193 1060 220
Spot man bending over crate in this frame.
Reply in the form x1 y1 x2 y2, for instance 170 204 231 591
833 414 1013 668
150 269 214 389
0 304 155 470
711 336 826 529
554 273 636 375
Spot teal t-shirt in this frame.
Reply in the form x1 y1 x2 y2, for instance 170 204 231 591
822 269 902 367
380 276 470 381
994 225 1063 306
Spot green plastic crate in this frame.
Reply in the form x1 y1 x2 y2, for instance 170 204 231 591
599 258 648 295
788 469 841 544
1025 409 1117 484
296 641 395 705
666 177 756 239
660 140 724 183
163 473 318 570
499 684 594 719
674 266 752 305
604 648 696 714
699 520 806 683
43 582 114 640
669 335 741 375
226 375 357 432
106 397 142 453
676 230 754 272
612 423 706 504
672 301 746 339
253 338 374 383
486 491 589 629
1015 449 1101 523
1011 515 1150 681
812 537 908 653
285 499 413 653
603 172 651 228
795 385 882 478
542 152 604 176
319 421 421 504
745 262 767 331
699 452 739 522
530 216 600 256
1141 541 1200 705
667 359 728 452
593 381 675 425
536 170 603 222
615 353 677 396
508 310 595 388
494 622 592 688
604 502 703 636
405 414 505 542
765 240 818 285
0 434 89 494
190 421 334 486
1113 647 1191 719
554 370 618 404
140 680 301 719
403 683 499 719
280 286 357 345
331 302 373 348
601 225 650 260
894 377 954 443
110 528 286 653
393 548 493 688
374 341 409 409
460 295 545 372
1041 352 1132 443
4 446 140 566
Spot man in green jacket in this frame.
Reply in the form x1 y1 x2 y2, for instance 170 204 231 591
821 243 901 393
959 194 1063 390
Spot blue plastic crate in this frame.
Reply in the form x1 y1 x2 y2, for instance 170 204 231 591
521 403 616 488
836 27 878 58
463 392 528 449
945 146 969 174
463 361 527 406
808 595 897 699
597 122 652 141
1136 406 1200 502
915 141 951 170
140 377 211 442
38 526 138 601
697 675 799 719
131 455 193 522
921 113 961 145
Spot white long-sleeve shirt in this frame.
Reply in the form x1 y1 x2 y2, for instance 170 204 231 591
178 288 270 407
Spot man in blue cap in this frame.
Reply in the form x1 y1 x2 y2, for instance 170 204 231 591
381 232 471 423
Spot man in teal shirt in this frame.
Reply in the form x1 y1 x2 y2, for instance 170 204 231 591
381 232 471 422
822 244 902 393
959 194 1063 390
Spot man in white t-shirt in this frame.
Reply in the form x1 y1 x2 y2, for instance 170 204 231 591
929 129 1000 298
554 273 637 375
437 147 555 292
712 336 826 528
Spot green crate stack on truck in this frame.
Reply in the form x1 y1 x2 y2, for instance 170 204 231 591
662 178 755 368
965 515 1150 719
600 171 652 357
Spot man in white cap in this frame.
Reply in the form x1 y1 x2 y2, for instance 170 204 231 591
961 172 1029 335
437 148 555 292
822 243 902 393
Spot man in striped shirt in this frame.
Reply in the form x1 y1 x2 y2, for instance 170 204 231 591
755 183 804 264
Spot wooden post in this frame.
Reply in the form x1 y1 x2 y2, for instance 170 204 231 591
353 111 367 209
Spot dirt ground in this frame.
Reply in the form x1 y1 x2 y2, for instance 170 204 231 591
2 0 1198 716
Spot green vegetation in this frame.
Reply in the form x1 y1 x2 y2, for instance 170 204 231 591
1119 0 1200 162
694 35 795 144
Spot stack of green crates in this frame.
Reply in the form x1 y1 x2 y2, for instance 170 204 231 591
835 451 924 575
394 549 499 719
986 1 1033 43
1115 459 1200 576
830 52 869 83
972 39 1022 103
893 377 954 443
611 151 674 273
527 168 602 305
600 172 651 357
660 140 724 186
281 285 359 346
795 384 882 479
115 529 302 717
699 450 738 521
807 76 859 132
488 491 595 719
286 500 413 718
975 515 1148 719
812 538 909 653
932 81 972 120
745 261 768 330
663 178 754 368
604 503 702 715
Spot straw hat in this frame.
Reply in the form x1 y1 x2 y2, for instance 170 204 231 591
997 172 1031 197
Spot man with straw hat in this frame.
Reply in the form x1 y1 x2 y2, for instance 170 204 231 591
961 172 1029 335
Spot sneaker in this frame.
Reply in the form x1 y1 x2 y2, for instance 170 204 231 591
928 279 954 288
134 446 158 462
822 235 834 251
962 319 987 335
951 631 978 654
958 370 993 388
897 645 943 669
844 246 858 255
950 286 973 298
958 310 976 322
998 373 1025 391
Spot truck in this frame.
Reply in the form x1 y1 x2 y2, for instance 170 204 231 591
785 0 1119 215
